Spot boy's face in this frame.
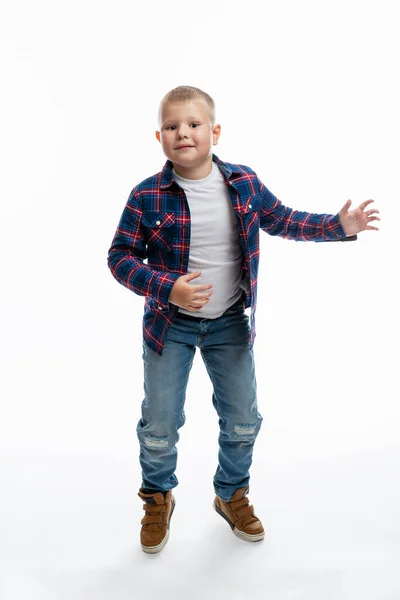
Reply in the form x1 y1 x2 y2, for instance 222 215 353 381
155 99 221 177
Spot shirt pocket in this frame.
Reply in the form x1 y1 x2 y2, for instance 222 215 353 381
142 212 175 253
238 195 261 238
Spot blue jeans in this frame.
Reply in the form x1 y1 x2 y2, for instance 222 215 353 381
136 298 263 502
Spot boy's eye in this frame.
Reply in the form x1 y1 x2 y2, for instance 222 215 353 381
166 123 200 130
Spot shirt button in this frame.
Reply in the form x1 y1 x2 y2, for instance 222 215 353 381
183 224 188 229
156 220 161 226
158 306 163 310
248 204 252 209
182 257 187 264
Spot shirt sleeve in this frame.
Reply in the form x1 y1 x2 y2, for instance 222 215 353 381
258 178 347 241
107 189 180 305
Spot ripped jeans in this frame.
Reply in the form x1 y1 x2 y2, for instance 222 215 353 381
136 298 263 502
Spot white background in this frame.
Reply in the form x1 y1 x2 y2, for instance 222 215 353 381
1 0 399 598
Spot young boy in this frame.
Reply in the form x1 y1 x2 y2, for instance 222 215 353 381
107 85 379 554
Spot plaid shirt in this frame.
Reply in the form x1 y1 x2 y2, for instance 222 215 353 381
107 153 347 355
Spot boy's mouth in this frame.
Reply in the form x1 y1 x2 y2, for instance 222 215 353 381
176 145 194 149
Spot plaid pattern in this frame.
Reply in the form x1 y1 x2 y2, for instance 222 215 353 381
107 153 346 355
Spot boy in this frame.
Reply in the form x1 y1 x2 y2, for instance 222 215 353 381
107 85 379 554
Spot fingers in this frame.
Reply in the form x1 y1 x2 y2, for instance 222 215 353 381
191 296 211 306
184 270 202 281
341 199 352 213
187 292 212 311
364 209 380 230
359 199 375 211
193 296 211 303
193 283 213 292
187 300 209 311
193 289 213 299
343 199 377 214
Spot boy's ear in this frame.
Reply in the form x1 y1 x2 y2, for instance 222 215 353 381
213 124 221 145
155 131 161 143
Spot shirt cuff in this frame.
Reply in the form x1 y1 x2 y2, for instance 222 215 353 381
324 214 348 240
150 271 181 309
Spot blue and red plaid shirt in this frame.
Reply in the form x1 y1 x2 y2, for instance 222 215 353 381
107 153 347 355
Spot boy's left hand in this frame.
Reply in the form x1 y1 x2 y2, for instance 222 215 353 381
338 199 380 236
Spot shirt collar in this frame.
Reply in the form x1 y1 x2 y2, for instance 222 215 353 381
159 153 239 189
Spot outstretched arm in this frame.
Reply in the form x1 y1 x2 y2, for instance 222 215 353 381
257 177 379 241
258 179 347 241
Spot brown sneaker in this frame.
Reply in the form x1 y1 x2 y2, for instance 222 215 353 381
137 489 175 553
213 486 265 542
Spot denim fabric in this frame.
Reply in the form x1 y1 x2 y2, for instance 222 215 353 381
136 300 263 502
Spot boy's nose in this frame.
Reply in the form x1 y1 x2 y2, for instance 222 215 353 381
177 127 189 139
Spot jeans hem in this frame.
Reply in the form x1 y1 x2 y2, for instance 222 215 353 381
214 483 249 503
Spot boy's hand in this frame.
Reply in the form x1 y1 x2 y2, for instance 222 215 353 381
169 271 213 311
338 199 380 236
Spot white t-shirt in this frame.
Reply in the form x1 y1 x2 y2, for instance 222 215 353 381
172 161 249 318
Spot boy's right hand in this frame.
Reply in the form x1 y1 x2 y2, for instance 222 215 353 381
168 271 213 311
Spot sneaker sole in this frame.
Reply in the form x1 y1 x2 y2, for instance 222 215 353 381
141 497 175 554
213 500 265 543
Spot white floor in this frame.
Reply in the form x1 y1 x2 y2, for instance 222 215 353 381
2 350 400 600
2 446 400 600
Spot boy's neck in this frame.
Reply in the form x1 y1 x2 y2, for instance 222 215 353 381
172 156 213 180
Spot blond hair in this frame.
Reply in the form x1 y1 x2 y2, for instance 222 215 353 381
158 85 216 126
